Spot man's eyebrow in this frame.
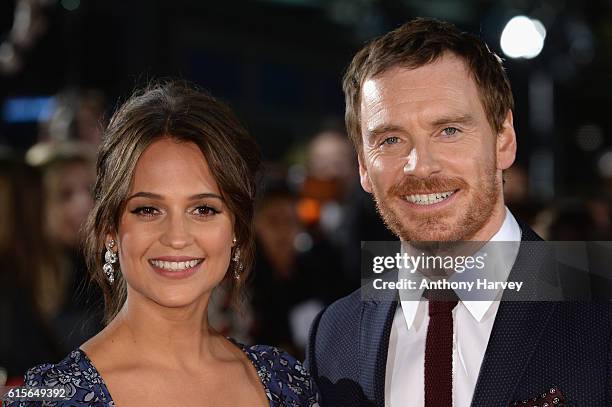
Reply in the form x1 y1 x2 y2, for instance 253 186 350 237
126 192 224 201
430 114 476 127
365 124 407 140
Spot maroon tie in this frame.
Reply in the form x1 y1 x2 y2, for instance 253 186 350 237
425 297 458 406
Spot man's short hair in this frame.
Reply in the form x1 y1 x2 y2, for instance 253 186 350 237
343 17 514 154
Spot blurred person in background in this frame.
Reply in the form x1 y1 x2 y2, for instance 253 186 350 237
10 81 319 407
299 129 393 292
250 177 343 358
0 147 63 384
25 140 102 351
502 164 529 204
503 164 542 226
26 141 95 250
533 198 612 241
38 89 107 147
298 129 356 242
531 197 612 302
307 130 356 200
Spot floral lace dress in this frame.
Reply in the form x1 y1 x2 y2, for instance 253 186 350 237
8 341 320 406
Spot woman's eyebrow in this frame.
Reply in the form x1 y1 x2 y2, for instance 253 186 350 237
126 191 224 201
187 193 224 201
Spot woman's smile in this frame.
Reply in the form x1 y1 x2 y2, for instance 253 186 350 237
148 256 205 279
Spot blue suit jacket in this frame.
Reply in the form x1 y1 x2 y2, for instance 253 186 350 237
306 226 612 406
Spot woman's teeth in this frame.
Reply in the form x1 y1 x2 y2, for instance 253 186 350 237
150 259 201 271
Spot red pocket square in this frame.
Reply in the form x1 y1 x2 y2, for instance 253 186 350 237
509 387 565 406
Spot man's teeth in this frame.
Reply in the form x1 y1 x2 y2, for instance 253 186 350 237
406 190 455 205
150 259 201 271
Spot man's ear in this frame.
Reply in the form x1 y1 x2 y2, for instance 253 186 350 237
497 110 517 170
358 153 373 193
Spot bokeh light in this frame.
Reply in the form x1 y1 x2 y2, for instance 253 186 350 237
500 15 546 59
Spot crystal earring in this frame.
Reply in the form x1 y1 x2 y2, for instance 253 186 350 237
232 237 243 281
232 248 243 280
103 239 117 284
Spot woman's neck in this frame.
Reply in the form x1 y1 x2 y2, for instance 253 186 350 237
88 290 219 372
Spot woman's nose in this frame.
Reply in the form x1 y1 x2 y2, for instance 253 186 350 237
159 214 195 249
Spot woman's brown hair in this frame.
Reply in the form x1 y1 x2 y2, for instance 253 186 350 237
83 80 261 324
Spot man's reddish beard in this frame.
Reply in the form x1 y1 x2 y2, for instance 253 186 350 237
371 163 500 242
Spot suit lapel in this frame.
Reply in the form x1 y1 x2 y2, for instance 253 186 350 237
359 297 397 407
471 301 556 406
471 225 556 406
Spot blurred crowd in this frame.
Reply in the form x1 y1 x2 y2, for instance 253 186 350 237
0 88 103 385
2 84 612 386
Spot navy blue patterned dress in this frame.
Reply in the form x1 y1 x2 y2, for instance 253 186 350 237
8 341 320 406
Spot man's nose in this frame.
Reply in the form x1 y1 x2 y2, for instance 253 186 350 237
159 214 195 249
403 143 441 178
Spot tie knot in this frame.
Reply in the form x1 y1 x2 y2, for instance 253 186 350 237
424 289 459 316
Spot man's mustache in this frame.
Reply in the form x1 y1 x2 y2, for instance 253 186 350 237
388 175 468 196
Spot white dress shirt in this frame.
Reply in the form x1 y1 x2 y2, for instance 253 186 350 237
384 207 522 407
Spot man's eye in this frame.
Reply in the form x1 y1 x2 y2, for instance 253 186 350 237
131 207 159 217
194 206 219 217
441 127 459 137
381 136 399 145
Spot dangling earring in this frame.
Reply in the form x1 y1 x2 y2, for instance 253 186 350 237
103 239 117 284
232 237 243 281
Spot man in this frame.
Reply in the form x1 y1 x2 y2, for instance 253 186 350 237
306 18 612 406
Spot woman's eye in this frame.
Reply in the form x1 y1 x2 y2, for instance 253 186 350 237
194 206 219 217
381 136 400 146
131 207 159 217
441 127 459 137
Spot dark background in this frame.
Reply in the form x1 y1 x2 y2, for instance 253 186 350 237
2 0 612 383
1 0 611 197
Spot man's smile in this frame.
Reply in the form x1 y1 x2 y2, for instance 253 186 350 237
405 190 457 205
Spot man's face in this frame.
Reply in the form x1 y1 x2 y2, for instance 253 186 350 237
358 53 516 242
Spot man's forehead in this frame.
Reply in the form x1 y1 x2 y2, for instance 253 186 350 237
359 54 484 128
361 54 474 99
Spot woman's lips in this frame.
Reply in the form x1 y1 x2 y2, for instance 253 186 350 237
148 257 204 279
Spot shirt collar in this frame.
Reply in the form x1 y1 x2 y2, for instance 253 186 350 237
399 207 522 328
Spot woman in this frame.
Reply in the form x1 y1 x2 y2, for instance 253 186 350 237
11 81 320 406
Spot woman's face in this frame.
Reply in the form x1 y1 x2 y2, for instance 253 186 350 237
113 138 234 309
